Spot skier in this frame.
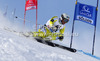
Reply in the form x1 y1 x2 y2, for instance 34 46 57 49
33 13 70 41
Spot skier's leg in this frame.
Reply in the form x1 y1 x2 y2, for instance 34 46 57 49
33 31 46 38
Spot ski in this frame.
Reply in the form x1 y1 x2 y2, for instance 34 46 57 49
34 37 77 53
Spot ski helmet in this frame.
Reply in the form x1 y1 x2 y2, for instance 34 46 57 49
60 13 70 24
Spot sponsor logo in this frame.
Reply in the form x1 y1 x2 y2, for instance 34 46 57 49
79 5 93 18
29 0 34 4
81 6 90 13
77 16 93 24
26 6 36 10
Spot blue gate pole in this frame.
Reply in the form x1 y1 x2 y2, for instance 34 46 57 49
92 0 99 55
70 0 78 48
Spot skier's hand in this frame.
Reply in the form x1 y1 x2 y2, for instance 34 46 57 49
58 36 64 41
44 24 46 26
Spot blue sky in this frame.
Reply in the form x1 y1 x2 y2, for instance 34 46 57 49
0 0 100 57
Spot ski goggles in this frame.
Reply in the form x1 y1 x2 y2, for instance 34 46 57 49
63 18 69 23
61 15 69 23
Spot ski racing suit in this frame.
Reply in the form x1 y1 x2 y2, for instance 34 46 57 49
36 16 65 41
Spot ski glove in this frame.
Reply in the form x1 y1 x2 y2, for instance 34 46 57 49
58 36 64 41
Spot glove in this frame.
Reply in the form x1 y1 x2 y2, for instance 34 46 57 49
44 24 46 26
50 19 54 22
58 36 64 41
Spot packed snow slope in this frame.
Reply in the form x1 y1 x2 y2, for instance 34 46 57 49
0 28 99 61
0 11 99 61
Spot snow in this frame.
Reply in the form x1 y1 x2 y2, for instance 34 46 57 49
0 27 99 61
0 11 99 61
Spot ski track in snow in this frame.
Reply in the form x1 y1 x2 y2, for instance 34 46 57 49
0 28 99 61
